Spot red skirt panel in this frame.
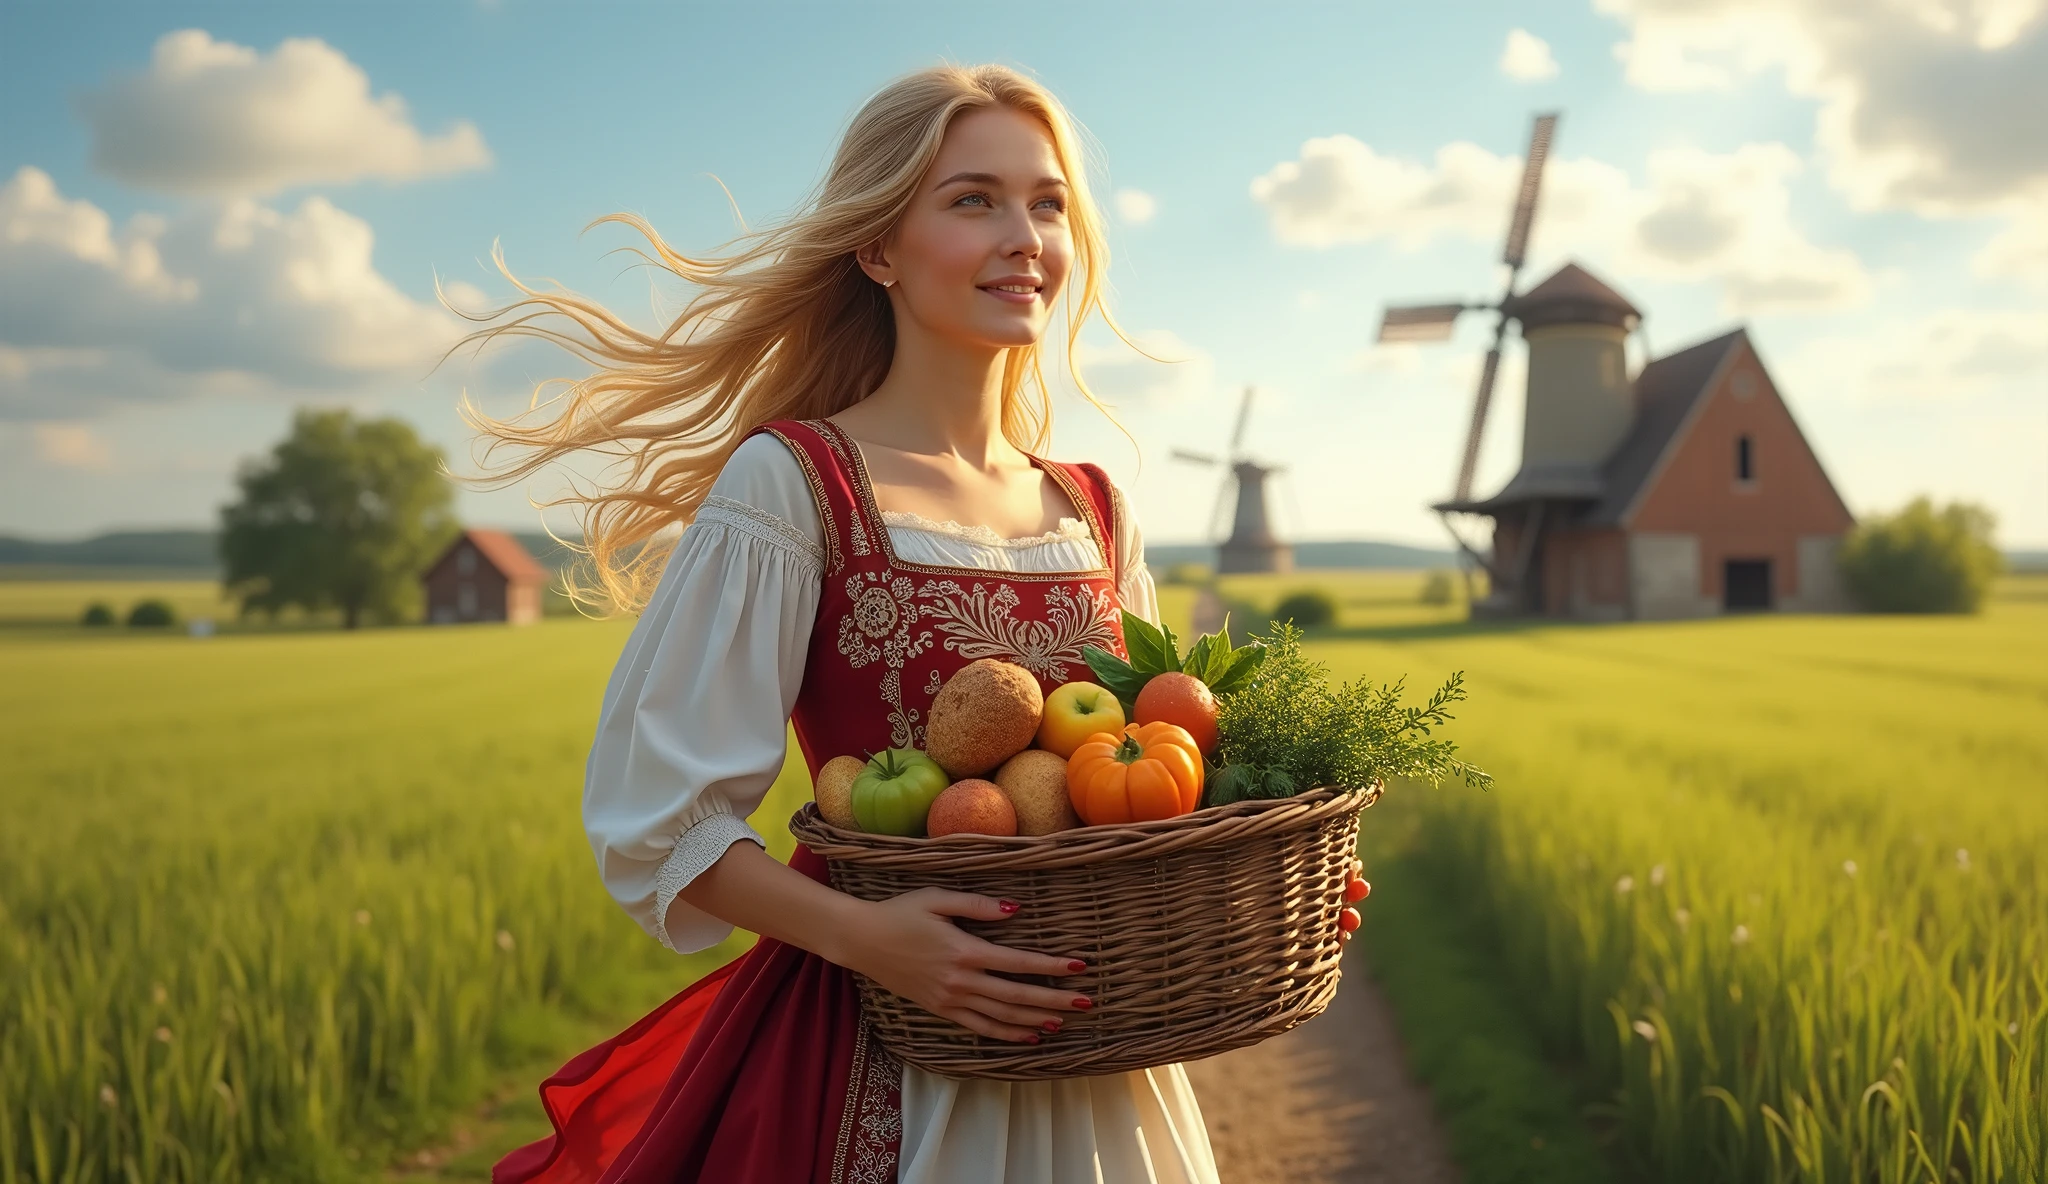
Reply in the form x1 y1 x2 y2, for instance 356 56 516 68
494 846 900 1183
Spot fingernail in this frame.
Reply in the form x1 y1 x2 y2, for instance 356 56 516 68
1025 1033 1041 1044
1072 996 1093 1010
1067 959 1087 973
1042 1019 1061 1033
998 900 1021 914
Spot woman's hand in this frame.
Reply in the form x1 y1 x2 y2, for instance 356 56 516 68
832 889 1093 1044
1337 857 1370 945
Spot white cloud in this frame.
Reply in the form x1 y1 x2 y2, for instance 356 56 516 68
1250 136 1869 313
75 29 492 196
1501 29 1561 80
1784 308 2048 403
1069 329 1212 407
0 166 462 421
33 422 114 470
1114 189 1158 225
1599 0 2048 280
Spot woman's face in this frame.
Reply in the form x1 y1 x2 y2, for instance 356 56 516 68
866 106 1073 351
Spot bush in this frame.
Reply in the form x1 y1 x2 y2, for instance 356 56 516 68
126 599 177 628
1269 588 1338 629
80 602 116 627
1839 497 2002 613
1421 569 1457 606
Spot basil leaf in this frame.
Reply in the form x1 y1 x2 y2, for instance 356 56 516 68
1182 631 1218 680
1159 620 1184 672
1205 645 1268 696
1083 644 1151 708
1120 611 1170 675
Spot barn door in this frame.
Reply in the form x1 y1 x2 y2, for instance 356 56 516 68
1723 559 1772 612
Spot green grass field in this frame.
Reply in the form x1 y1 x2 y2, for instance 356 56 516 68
3 574 2042 1181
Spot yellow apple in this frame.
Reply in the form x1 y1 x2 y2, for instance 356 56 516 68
1036 680 1127 758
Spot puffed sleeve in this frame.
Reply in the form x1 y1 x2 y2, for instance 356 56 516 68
582 433 824 955
1107 479 1162 629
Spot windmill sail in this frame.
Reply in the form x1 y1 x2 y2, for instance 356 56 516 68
1501 113 1557 270
1377 303 1466 343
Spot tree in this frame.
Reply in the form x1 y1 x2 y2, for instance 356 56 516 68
220 408 459 630
1838 497 2003 613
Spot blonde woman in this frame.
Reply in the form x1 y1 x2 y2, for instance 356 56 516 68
464 64 1364 1184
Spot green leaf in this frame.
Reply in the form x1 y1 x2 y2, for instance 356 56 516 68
1082 644 1151 708
1205 644 1268 696
1159 620 1184 672
1119 611 1171 675
1182 630 1219 679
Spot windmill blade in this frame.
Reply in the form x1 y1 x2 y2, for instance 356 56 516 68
1377 303 1466 343
1230 386 1256 455
1172 448 1220 466
1501 112 1559 270
1453 345 1503 503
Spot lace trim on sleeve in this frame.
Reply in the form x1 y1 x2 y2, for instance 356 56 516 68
695 495 825 571
651 812 767 953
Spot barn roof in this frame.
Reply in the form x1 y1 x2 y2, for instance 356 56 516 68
433 528 551 584
1583 328 1747 526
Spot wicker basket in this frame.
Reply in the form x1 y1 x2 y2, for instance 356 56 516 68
786 782 1381 1080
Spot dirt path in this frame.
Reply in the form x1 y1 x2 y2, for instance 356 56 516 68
1183 948 1460 1184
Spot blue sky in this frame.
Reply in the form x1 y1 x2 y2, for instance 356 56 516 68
3 0 2043 547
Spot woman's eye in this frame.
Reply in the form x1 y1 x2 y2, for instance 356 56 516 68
1034 197 1067 212
955 192 991 207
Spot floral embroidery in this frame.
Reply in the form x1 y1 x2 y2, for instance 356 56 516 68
836 569 931 672
915 579 1120 681
832 1024 901 1184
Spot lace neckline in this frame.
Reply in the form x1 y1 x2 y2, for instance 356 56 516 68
879 509 1094 549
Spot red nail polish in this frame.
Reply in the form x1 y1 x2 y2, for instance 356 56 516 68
1042 1019 1061 1032
1025 1033 1041 1044
998 900 1021 914
1072 996 1093 1010
1067 959 1087 973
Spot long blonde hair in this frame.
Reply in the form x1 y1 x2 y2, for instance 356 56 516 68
441 62 1138 616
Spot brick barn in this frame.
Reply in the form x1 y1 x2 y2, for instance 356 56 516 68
1439 263 1856 619
421 528 549 625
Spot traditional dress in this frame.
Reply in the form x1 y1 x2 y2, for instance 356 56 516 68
497 419 1220 1184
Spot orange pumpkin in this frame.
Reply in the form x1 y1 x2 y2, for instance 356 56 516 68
1065 721 1205 826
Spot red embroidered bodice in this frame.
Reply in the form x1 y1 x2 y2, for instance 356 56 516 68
748 418 1131 781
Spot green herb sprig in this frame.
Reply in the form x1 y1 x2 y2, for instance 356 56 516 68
1213 621 1491 795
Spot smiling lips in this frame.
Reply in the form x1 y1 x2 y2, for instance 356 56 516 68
979 277 1042 304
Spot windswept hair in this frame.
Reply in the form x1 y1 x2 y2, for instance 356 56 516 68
439 62 1138 616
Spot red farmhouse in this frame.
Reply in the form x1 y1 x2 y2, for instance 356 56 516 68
421 528 549 625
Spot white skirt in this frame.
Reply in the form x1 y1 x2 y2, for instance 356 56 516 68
898 1063 1220 1183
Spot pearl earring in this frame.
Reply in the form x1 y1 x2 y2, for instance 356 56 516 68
881 279 896 288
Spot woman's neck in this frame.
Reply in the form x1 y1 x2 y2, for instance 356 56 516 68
841 325 1014 469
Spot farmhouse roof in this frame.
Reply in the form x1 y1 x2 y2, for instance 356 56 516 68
1584 328 1747 526
1503 262 1642 331
432 528 551 584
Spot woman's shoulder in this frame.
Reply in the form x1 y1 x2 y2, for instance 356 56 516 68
698 432 822 549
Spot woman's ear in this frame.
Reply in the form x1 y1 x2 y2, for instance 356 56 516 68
855 242 896 289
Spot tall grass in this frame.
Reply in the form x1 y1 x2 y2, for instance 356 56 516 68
1334 584 2048 1182
0 622 809 1182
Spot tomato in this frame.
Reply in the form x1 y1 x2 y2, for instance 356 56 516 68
850 747 950 836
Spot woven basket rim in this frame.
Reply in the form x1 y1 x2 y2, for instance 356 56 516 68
789 780 1381 873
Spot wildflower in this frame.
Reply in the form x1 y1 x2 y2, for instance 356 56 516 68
1843 860 1858 877
99 1083 117 1108
496 930 516 951
1955 848 1970 870
1615 875 1635 895
1650 863 1666 888
1674 908 1691 928
1732 924 1751 946
154 1026 173 1043
2010 1022 2021 1036
354 909 372 926
1631 1020 1657 1042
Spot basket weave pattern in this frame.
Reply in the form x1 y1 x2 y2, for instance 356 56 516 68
787 783 1380 1080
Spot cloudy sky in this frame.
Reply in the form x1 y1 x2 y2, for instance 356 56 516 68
3 1 2043 547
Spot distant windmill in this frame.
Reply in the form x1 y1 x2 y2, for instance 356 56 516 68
1174 385 1292 574
1375 112 1562 609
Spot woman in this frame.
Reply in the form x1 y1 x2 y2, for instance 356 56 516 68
455 63 1364 1183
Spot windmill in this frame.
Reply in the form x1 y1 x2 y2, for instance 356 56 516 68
1375 111 1572 612
1173 385 1292 574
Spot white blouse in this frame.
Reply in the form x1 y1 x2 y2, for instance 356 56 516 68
583 432 1216 1184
